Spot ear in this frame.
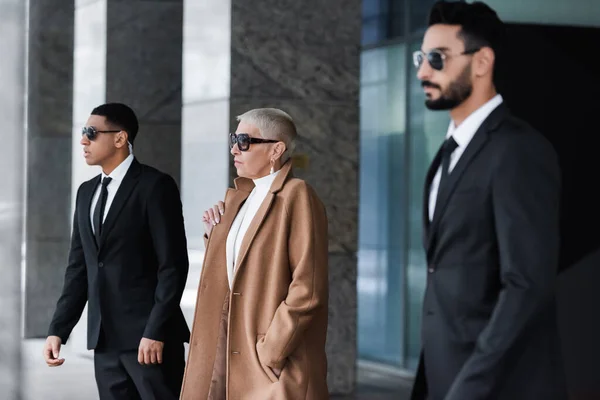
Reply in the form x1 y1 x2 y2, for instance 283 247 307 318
114 130 128 149
271 142 287 160
474 47 495 78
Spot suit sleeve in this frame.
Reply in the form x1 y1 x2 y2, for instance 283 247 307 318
48 186 88 344
256 183 329 370
445 135 561 399
143 175 189 341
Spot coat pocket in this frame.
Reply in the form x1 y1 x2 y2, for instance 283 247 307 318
256 334 279 383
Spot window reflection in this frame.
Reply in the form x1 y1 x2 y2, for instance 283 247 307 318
358 44 407 367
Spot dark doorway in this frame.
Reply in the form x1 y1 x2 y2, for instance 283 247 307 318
496 23 600 270
496 23 600 399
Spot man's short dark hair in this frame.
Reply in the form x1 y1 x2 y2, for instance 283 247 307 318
428 1 505 57
91 103 139 145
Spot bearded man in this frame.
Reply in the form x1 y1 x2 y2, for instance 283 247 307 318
410 2 567 400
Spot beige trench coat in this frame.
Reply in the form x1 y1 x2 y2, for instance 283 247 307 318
180 161 329 400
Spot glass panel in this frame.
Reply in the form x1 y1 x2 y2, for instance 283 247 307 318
181 0 232 326
483 0 600 27
388 0 406 39
357 43 407 367
72 0 107 210
361 0 406 46
362 15 388 46
363 0 388 19
405 39 450 370
69 0 108 354
181 0 231 251
388 12 405 39
409 0 462 36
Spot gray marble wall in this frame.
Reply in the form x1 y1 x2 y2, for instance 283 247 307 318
0 0 26 397
24 0 75 338
229 0 361 393
106 0 184 184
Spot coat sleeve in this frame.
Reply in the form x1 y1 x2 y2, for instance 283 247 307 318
256 182 329 370
445 133 561 399
143 174 190 341
48 185 88 344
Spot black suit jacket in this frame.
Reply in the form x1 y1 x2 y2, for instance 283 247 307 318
48 158 190 351
411 105 567 400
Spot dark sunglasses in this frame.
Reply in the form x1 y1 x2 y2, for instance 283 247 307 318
413 48 480 71
229 132 278 152
81 126 121 141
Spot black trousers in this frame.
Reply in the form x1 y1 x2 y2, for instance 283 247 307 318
94 341 185 400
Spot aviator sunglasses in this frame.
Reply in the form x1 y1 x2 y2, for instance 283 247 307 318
82 126 121 141
412 47 480 71
229 132 278 152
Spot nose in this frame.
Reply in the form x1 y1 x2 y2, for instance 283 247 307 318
417 59 434 81
230 143 240 156
80 134 90 146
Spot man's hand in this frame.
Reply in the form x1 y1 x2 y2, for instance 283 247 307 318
138 337 164 365
43 336 65 367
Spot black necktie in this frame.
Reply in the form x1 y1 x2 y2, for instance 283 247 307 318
93 177 112 245
434 136 458 214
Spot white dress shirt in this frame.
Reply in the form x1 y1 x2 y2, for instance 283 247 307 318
90 154 135 232
428 94 503 221
225 170 280 288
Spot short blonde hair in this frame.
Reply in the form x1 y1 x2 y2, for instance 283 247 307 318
236 108 297 162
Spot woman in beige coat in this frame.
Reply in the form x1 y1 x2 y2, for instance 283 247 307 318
180 108 329 400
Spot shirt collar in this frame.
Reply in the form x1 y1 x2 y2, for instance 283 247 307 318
447 94 503 148
252 169 281 188
102 154 135 185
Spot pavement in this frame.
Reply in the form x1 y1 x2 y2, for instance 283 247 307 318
24 339 97 400
23 339 410 400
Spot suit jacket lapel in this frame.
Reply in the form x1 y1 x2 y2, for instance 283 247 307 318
83 175 101 250
98 159 142 250
422 145 444 248
426 104 508 253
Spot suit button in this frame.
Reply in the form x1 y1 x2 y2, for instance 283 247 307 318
428 267 434 273
231 351 240 355
99 262 104 268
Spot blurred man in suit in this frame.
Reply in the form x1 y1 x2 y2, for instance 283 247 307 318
43 103 190 400
411 2 567 399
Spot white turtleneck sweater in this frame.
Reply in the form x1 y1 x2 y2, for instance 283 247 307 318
225 170 281 288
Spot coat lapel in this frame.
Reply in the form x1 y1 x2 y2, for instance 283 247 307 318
231 161 292 287
98 159 142 250
233 193 275 279
205 187 251 259
83 175 101 250
426 104 508 253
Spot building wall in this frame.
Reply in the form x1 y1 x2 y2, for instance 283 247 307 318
0 0 26 396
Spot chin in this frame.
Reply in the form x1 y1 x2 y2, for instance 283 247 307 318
234 166 246 178
425 97 457 111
